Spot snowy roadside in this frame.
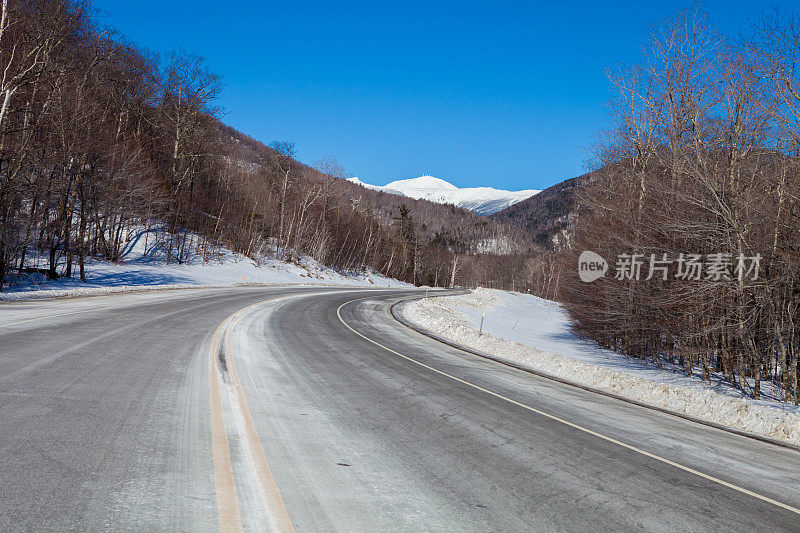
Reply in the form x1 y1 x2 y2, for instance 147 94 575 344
1 229 410 301
399 288 800 446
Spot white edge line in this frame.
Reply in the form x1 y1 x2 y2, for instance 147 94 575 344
336 296 800 517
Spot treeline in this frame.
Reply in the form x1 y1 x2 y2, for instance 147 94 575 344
561 9 800 403
0 0 547 291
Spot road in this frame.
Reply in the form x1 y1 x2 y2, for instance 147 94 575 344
0 286 799 531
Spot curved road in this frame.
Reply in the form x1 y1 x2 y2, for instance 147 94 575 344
0 286 799 531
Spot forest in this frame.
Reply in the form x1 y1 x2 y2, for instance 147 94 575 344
0 0 547 293
561 9 800 404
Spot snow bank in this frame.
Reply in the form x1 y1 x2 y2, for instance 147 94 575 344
1 228 409 301
401 288 800 445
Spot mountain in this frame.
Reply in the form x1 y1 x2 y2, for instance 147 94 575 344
347 175 540 215
490 170 598 249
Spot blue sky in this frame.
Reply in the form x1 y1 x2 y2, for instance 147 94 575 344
95 1 796 190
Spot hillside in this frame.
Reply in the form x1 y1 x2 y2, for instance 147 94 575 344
220 127 537 257
490 170 598 249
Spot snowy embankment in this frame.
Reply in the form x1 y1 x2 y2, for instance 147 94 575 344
400 288 800 445
1 228 409 301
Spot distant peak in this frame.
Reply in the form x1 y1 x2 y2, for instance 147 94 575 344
385 175 458 190
347 174 539 215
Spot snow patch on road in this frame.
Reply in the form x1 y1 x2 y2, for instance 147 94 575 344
401 288 800 445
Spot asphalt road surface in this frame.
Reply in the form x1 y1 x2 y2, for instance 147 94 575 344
1 286 799 531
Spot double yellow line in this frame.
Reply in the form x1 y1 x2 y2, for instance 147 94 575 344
208 298 295 532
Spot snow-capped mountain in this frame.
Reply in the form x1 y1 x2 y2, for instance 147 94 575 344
346 175 539 215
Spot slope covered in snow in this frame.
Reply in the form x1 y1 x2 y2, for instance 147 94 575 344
400 288 800 445
347 175 539 215
1 227 410 301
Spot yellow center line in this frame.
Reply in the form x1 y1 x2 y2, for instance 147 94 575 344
209 308 246 532
337 296 800 517
224 301 295 533
209 297 295 533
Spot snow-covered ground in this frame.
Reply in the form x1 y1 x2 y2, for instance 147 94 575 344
401 288 800 445
1 228 410 301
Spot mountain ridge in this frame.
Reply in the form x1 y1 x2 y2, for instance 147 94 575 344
347 175 539 215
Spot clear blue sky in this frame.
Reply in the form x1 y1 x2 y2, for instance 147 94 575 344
95 1 795 190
